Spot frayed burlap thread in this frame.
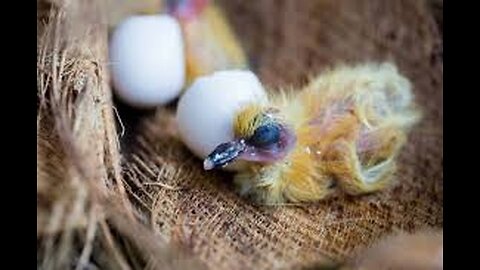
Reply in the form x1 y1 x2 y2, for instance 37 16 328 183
37 1 205 269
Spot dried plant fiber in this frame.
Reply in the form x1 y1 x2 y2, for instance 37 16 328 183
37 0 204 269
37 0 442 269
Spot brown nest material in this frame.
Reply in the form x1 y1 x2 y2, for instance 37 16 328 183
37 0 204 269
37 0 443 269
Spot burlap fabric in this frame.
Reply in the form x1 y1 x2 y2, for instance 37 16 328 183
37 0 442 269
122 0 443 269
38 1 203 269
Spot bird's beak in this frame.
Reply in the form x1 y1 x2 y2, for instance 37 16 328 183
203 139 246 170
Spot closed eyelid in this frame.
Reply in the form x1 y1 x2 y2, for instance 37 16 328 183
248 124 281 147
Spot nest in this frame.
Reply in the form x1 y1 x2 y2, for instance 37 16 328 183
37 0 443 269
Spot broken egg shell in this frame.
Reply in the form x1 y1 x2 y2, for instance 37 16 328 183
176 70 268 170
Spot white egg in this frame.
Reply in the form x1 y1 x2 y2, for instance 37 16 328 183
109 14 185 108
176 70 268 169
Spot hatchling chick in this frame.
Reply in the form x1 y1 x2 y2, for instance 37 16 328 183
203 63 420 204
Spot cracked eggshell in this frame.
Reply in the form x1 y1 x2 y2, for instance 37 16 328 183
109 14 185 108
176 70 268 169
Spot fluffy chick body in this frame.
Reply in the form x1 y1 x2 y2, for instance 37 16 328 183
232 63 420 204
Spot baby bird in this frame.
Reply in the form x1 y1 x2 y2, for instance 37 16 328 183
202 63 420 204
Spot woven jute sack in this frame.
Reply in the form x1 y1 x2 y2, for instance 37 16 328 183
37 0 442 269
122 0 442 269
37 1 204 269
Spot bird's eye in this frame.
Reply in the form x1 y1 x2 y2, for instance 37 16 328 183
248 124 281 147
